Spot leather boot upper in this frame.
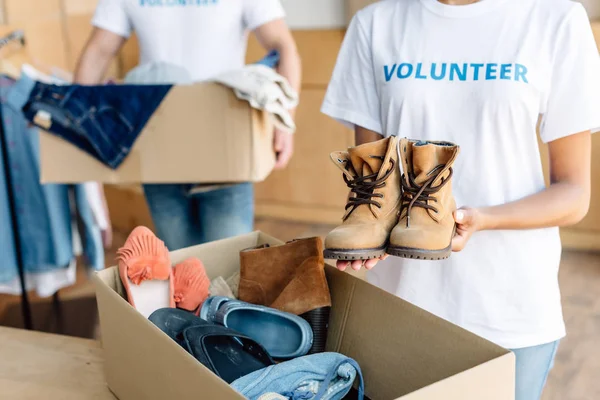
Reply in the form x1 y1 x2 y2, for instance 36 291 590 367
390 139 460 251
238 237 331 315
325 137 401 250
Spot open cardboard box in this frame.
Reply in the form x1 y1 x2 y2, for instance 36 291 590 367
40 83 275 184
93 232 515 400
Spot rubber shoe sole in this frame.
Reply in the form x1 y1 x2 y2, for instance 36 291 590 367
323 245 387 261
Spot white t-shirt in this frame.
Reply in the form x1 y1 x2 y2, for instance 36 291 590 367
322 0 600 349
92 0 285 81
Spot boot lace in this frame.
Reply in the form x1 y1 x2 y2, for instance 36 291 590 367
343 156 395 216
401 164 452 228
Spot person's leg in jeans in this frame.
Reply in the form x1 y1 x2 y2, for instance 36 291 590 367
510 340 560 400
194 183 254 243
142 184 203 250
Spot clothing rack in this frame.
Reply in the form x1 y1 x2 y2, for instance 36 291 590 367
0 30 63 332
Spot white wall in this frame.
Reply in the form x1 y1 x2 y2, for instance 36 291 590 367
281 0 346 29
281 0 600 30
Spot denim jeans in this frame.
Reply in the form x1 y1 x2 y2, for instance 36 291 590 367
230 352 364 400
0 76 104 283
9 73 171 169
510 340 559 400
143 183 254 250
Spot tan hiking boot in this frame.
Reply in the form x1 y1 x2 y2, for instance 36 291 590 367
387 139 460 260
323 137 401 260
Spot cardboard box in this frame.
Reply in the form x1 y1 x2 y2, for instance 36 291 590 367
93 232 515 400
40 83 275 184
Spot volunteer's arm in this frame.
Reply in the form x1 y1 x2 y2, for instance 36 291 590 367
74 28 127 85
254 19 302 169
338 127 592 271
73 27 127 248
452 130 591 250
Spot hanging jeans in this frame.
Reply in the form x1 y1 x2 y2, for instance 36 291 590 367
7 73 171 169
0 75 103 283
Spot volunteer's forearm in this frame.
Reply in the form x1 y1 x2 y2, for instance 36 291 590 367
74 49 111 84
479 182 590 230
355 127 384 145
74 29 126 84
276 43 301 118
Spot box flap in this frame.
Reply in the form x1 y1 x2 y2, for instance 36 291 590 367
41 83 273 184
325 268 512 399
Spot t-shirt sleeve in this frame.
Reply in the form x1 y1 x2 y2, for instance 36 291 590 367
540 4 600 143
92 0 132 38
243 0 286 32
321 12 382 134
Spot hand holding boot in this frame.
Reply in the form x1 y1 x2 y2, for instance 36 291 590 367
336 207 483 271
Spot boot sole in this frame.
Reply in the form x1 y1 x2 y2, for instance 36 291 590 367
323 246 387 261
386 244 452 260
387 225 456 261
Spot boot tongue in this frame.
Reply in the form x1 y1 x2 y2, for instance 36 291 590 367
348 138 389 178
412 142 442 184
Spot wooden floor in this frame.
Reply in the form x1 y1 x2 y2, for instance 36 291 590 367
0 218 598 399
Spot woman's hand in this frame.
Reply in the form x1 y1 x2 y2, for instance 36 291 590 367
333 207 484 272
451 207 485 252
335 255 389 272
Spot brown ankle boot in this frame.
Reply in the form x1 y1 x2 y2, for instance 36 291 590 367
239 237 331 353
387 139 460 260
323 137 401 260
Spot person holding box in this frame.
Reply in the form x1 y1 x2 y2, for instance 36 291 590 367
75 0 301 250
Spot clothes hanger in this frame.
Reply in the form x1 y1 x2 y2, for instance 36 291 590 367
0 27 59 81
0 27 31 79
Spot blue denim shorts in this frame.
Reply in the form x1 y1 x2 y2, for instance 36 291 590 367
8 74 171 169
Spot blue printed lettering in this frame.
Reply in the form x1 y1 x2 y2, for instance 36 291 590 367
470 63 484 81
415 63 427 79
430 63 447 80
515 64 529 83
381 61 529 84
486 63 498 80
384 64 397 82
500 64 512 80
450 63 467 81
397 63 413 79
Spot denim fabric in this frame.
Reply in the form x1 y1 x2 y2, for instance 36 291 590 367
256 50 280 69
8 73 171 169
143 182 254 250
510 340 560 400
231 352 364 400
0 76 103 283
73 186 104 270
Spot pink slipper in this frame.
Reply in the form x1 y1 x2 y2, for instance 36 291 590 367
117 226 175 318
173 258 210 315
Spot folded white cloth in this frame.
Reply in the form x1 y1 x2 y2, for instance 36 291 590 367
226 271 241 298
208 276 236 299
214 65 298 134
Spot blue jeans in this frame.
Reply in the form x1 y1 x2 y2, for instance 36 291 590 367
143 183 254 250
510 340 559 400
231 352 364 400
9 73 171 169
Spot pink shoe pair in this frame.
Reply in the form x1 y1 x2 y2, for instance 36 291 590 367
117 227 210 318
